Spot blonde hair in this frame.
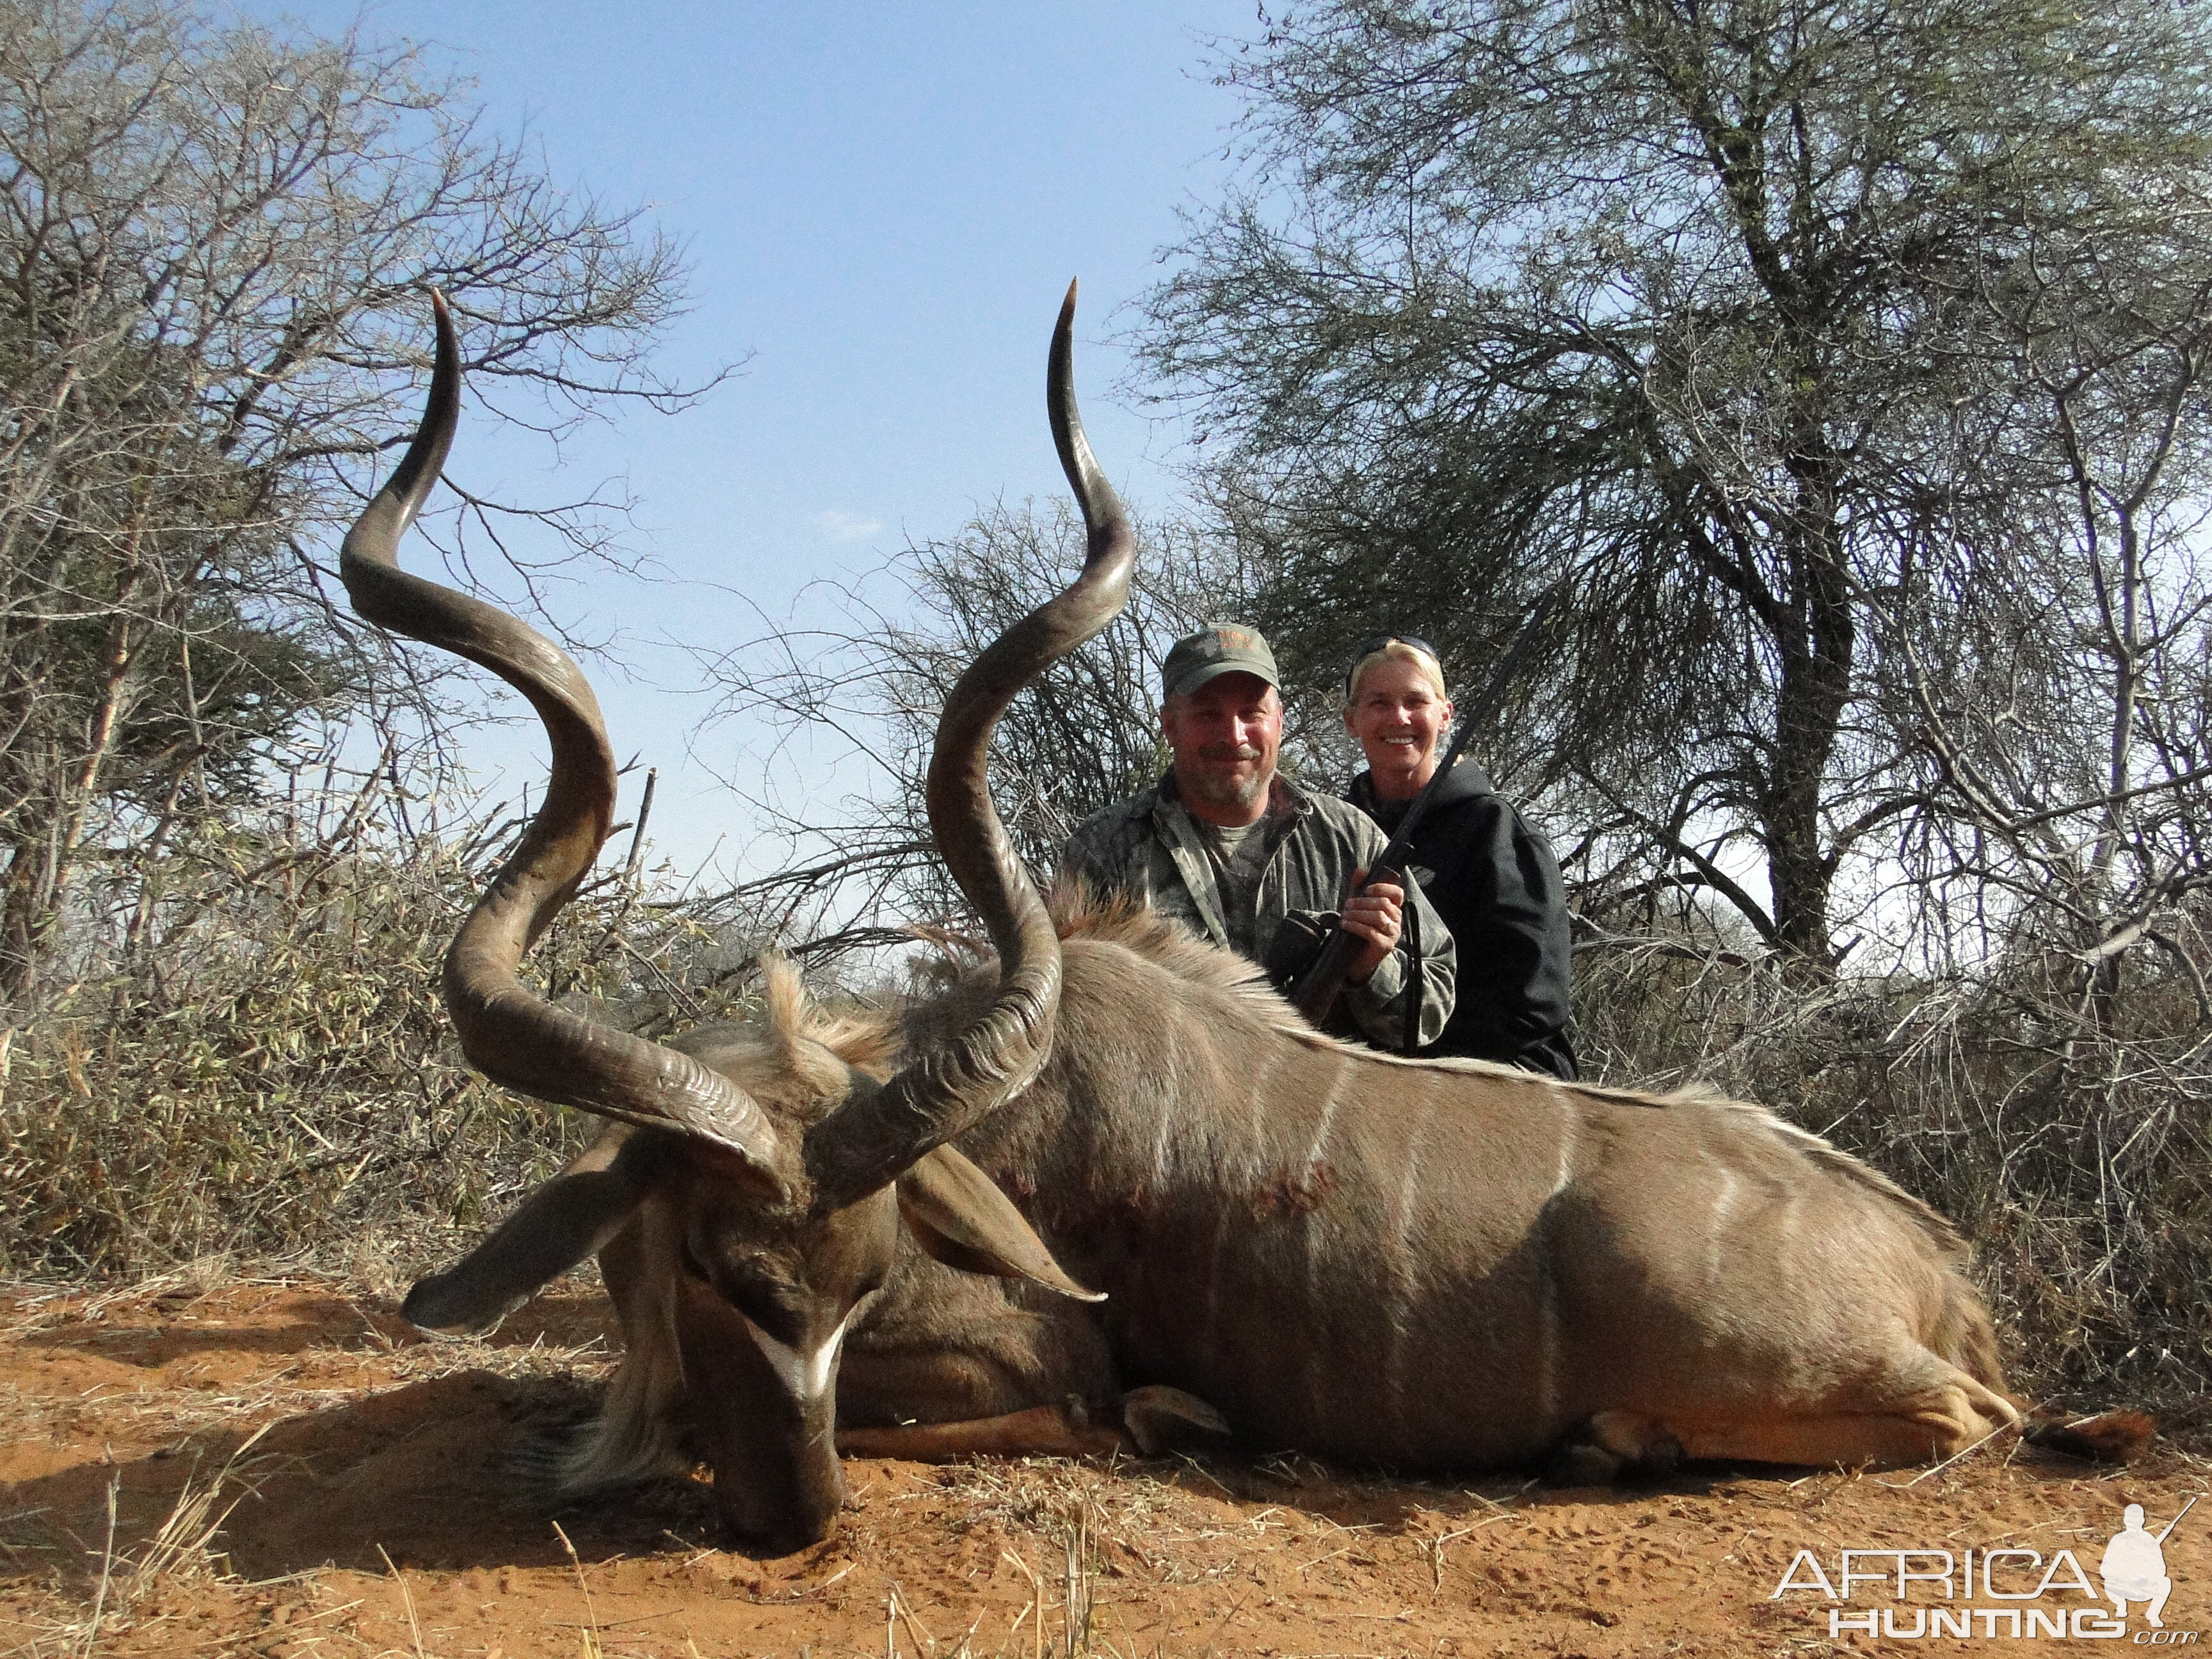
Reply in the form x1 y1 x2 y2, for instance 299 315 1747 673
1345 638 1448 707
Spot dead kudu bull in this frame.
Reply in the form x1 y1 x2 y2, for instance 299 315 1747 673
346 291 2138 1556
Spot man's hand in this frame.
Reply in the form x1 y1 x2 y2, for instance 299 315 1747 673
1340 868 1404 984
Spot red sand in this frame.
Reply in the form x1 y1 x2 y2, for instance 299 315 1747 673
2 1276 2204 1656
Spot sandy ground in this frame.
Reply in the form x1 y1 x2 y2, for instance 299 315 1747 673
1 1274 2206 1658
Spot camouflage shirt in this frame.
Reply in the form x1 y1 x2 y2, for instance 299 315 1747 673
1061 769 1455 1050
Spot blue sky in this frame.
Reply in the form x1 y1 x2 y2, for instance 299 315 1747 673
248 1 1256 877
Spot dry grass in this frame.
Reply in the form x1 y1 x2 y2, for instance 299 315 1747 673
0 810 763 1290
7 1424 275 1656
1574 925 2212 1415
882 1459 1289 1658
3 779 2206 1422
0 1272 627 1658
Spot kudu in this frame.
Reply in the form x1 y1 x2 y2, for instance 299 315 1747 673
348 290 2131 1558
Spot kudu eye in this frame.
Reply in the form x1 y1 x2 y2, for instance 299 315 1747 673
733 1284 807 1348
677 1242 803 1344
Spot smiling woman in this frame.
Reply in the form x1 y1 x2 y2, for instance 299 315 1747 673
1342 637 1578 1078
1343 644 1452 800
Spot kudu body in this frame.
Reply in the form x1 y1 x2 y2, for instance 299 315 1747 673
827 907 2029 1484
347 292 2084 1557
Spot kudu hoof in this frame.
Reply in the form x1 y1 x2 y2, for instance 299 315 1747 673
1546 1413 1687 1486
1544 1441 1626 1487
1121 1384 1231 1455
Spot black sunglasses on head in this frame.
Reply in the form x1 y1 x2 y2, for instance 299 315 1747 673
1345 634 1441 693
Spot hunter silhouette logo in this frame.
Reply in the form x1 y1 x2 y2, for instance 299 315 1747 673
2104 1498 2193 1630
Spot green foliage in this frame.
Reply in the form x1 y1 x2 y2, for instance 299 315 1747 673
1144 0 2212 966
0 0 723 1001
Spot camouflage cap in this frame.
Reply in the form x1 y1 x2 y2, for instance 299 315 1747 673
1161 623 1280 700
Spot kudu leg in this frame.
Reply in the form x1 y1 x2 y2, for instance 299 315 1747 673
1546 1409 1686 1486
1662 1364 2021 1470
836 1279 1228 1463
837 1265 1124 1425
837 1385 1227 1462
839 1402 1125 1461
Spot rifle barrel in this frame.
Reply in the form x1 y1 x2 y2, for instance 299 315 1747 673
2156 1493 2197 1543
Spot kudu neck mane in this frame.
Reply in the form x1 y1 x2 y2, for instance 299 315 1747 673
892 887 1969 1258
896 884 1340 1047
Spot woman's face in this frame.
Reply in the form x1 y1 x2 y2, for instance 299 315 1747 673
1345 655 1454 794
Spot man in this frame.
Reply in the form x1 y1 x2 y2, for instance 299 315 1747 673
1063 623 1454 1050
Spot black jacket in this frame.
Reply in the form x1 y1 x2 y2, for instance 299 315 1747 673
1346 762 1578 1079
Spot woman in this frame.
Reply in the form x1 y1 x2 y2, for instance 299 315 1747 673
1342 636 1578 1078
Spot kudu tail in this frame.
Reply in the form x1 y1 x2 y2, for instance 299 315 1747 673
2021 1410 2157 1463
1929 1263 2152 1464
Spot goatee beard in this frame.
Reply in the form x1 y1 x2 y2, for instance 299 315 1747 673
1183 768 1268 812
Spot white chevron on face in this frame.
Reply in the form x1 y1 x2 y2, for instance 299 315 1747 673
742 1302 862 1406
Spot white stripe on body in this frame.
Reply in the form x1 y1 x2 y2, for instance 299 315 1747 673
1301 1054 1352 1436
1537 1098 1578 1430
1769 1172 1797 1312
1704 1162 1741 1295
1146 1038 1179 1192
1385 1084 1440 1447
1200 1044 1280 1373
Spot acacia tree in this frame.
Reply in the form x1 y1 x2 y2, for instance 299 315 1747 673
1141 0 2212 972
1882 207 2212 968
0 0 720 1002
1902 309 2212 1327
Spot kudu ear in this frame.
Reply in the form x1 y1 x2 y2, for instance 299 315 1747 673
896 1146 1104 1302
402 1129 653 1334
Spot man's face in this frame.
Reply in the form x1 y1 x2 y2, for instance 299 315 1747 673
1160 671 1282 823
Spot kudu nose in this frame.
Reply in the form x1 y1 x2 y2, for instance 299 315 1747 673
719 1502 840 1559
714 1457 847 1558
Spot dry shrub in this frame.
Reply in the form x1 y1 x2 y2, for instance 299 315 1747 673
0 805 763 1282
12 754 2201 1429
1574 924 2212 1415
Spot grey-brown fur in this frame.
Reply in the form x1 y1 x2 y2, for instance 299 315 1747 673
803 888 2017 1475
533 888 2018 1505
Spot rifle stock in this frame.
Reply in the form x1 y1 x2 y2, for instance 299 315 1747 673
1288 869 1399 1025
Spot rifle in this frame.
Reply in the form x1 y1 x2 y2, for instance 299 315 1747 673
2156 1494 2197 1544
1288 584 1566 1030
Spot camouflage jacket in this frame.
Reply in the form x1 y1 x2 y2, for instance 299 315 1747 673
1061 769 1455 1050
